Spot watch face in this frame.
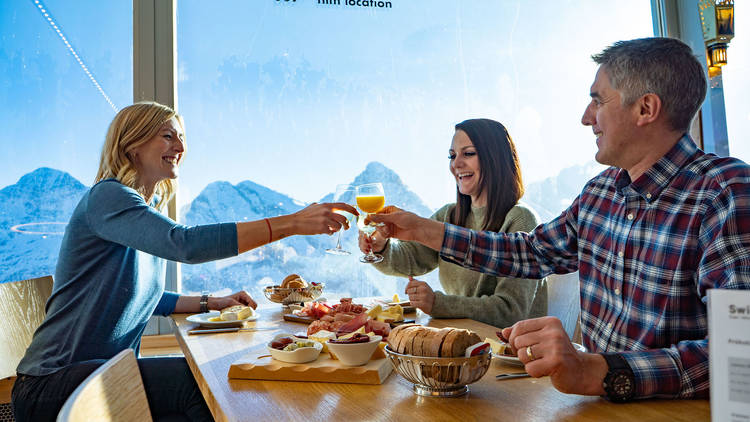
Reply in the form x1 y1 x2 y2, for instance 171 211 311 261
612 372 634 397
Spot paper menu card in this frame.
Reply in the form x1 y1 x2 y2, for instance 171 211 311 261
709 289 750 422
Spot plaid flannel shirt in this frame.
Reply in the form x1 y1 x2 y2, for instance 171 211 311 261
440 135 750 399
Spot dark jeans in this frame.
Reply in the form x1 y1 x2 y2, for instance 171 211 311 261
11 356 213 422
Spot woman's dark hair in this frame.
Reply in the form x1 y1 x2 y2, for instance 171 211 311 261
451 118 524 232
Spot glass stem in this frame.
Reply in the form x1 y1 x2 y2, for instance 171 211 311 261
335 230 343 249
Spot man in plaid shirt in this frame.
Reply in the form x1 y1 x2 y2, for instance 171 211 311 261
369 37 750 401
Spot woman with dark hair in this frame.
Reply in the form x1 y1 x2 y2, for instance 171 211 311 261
360 118 546 327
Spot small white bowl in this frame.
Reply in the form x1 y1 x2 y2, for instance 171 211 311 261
326 335 383 366
267 334 323 364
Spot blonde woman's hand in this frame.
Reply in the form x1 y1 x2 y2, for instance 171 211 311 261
209 291 257 310
292 202 359 236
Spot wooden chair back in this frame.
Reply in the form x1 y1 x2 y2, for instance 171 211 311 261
57 349 153 422
546 271 582 342
0 275 54 379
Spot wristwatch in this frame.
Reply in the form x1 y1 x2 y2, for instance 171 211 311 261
601 353 635 403
200 292 210 313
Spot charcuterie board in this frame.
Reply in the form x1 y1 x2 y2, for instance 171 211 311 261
228 344 393 384
282 313 415 327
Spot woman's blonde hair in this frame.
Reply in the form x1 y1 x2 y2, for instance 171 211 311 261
95 102 185 210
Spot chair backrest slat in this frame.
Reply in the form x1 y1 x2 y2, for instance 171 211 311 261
0 275 54 378
57 349 153 422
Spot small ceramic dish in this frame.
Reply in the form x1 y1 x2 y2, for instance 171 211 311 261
326 335 383 366
267 334 323 364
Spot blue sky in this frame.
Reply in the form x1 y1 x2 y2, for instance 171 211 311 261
4 1 746 211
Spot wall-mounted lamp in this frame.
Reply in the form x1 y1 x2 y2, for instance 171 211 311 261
699 0 734 74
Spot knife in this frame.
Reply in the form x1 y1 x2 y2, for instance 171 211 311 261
188 327 276 335
495 372 531 380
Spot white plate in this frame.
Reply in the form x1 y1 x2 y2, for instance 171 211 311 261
493 342 587 367
185 310 259 328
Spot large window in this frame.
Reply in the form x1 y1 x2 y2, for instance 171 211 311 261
724 0 749 161
176 0 652 301
0 0 131 284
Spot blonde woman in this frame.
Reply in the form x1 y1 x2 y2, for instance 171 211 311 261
12 102 357 422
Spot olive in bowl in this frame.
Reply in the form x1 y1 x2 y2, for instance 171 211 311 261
267 334 323 364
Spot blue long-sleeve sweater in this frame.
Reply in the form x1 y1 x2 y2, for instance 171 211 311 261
17 179 238 376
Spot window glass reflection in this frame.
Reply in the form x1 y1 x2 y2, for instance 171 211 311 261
176 0 652 301
0 0 132 284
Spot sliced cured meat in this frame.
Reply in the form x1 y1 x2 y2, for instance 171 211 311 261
336 312 368 335
364 319 391 338
333 312 356 323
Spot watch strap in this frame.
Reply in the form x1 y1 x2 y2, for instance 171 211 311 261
601 352 635 403
200 293 210 313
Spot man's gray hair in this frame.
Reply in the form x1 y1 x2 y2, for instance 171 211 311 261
592 37 707 132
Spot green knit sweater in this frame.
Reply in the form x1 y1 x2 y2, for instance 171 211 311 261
373 203 547 328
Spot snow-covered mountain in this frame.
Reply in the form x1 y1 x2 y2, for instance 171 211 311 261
523 161 605 222
180 161 434 299
0 168 87 282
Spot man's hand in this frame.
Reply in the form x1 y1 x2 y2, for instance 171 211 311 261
366 206 445 250
209 290 257 310
405 276 435 314
501 316 608 395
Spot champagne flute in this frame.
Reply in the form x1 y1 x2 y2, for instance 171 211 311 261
355 182 385 264
326 184 356 255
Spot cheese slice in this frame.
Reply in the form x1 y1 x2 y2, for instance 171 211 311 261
338 326 366 340
220 305 254 321
309 330 336 353
370 341 387 359
366 305 382 318
483 337 509 355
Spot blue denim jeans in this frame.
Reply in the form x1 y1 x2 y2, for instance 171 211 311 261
11 356 213 422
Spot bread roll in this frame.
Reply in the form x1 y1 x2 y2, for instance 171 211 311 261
281 274 308 289
387 324 480 357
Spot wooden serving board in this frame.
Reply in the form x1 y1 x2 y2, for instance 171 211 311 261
228 345 393 385
282 313 315 324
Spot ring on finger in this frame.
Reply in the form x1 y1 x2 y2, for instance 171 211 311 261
526 345 536 361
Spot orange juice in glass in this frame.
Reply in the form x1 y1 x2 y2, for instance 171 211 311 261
355 183 385 263
356 195 385 214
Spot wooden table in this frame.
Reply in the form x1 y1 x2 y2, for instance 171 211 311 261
170 304 709 422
